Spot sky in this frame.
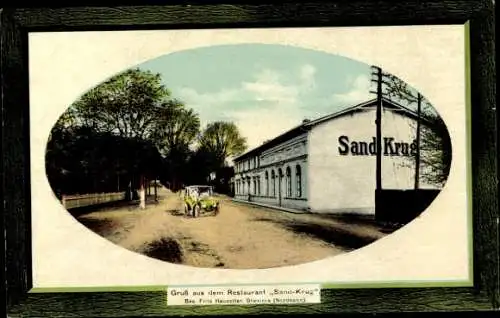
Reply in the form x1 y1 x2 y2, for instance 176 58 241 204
137 44 378 153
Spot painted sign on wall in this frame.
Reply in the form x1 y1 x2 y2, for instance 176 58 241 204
338 135 418 156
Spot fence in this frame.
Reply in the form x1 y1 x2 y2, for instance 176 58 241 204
375 189 441 224
62 192 126 209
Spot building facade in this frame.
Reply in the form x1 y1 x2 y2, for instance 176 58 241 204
233 98 443 215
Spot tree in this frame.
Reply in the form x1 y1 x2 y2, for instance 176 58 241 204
417 114 452 186
198 121 247 170
66 68 180 207
382 72 452 187
46 127 163 198
68 68 183 142
155 107 200 155
47 68 192 208
150 107 201 190
186 147 219 185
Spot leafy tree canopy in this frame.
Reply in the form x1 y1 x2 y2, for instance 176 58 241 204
380 70 452 187
198 121 247 169
66 68 184 142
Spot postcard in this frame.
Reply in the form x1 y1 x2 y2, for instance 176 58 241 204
28 25 470 302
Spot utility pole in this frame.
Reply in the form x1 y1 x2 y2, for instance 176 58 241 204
371 66 383 191
370 66 384 220
414 93 422 189
370 66 384 190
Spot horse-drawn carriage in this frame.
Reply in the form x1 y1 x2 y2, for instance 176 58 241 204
182 185 220 217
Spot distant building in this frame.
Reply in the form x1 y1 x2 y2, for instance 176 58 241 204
232 98 441 215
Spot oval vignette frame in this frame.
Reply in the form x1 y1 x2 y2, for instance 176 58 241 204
44 43 453 271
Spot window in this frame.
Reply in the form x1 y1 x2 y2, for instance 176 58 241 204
271 170 275 197
296 165 302 197
286 167 292 197
257 177 260 195
265 171 269 196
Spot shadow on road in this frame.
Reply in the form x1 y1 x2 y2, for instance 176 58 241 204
143 238 184 264
252 217 384 251
312 214 404 234
77 217 117 237
77 214 185 265
166 209 185 216
165 208 219 219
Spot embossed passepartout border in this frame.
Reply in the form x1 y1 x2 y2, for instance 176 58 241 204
1 2 497 316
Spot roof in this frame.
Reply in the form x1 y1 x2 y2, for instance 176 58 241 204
185 185 212 188
233 98 434 161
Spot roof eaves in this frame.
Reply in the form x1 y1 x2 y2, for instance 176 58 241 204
304 98 378 128
233 124 308 161
381 97 435 125
233 97 435 162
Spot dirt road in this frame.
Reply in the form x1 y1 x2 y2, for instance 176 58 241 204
77 187 393 269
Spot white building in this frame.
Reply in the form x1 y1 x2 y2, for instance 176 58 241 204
233 98 442 215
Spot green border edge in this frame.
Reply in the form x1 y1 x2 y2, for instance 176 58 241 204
28 280 472 293
28 23 474 295
465 20 474 287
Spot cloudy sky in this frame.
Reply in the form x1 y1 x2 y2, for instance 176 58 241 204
138 44 375 152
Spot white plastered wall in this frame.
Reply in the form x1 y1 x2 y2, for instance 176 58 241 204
308 108 434 213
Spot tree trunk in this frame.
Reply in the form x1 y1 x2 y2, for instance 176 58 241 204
139 175 146 209
154 178 158 202
127 179 133 201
